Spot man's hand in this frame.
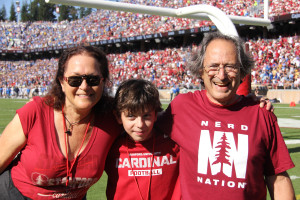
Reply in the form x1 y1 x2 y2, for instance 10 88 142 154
259 97 274 112
247 93 274 112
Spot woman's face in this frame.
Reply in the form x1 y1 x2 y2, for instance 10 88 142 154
60 53 104 112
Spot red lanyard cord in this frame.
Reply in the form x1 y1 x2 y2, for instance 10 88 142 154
126 134 155 200
62 105 92 186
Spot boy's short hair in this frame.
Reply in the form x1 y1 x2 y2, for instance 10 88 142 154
114 79 162 117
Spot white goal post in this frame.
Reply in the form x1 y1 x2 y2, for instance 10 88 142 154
45 0 271 37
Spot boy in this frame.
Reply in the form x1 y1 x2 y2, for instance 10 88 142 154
105 79 180 200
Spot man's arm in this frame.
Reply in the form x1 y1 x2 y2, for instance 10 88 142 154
266 171 296 200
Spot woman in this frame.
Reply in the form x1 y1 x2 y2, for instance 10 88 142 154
0 46 122 199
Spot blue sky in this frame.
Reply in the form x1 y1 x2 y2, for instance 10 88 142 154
1 0 23 19
1 0 117 19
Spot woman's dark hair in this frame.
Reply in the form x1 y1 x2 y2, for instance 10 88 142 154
44 46 111 111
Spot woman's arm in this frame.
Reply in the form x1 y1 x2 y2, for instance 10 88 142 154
0 114 27 174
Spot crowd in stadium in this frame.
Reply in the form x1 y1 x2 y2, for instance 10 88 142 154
1 0 300 50
1 34 299 98
0 0 300 98
249 35 300 89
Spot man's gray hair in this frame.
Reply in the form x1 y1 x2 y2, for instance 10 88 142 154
187 32 255 80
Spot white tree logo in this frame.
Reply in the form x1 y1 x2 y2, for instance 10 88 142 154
31 172 49 186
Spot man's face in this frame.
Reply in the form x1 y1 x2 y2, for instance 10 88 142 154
202 39 242 106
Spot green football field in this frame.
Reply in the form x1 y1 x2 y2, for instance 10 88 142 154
0 99 299 200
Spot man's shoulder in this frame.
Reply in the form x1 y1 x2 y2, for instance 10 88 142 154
239 96 276 118
174 90 204 101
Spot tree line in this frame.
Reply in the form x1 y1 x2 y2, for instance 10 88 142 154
0 0 93 22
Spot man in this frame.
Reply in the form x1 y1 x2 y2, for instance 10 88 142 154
170 85 177 101
157 32 295 200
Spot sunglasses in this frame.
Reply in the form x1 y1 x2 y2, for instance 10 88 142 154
63 75 103 87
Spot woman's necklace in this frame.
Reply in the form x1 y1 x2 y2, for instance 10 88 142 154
126 134 155 200
63 111 91 135
62 105 93 186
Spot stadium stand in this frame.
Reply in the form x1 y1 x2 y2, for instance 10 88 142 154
1 0 300 50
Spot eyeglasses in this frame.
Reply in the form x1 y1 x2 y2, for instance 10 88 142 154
204 64 240 76
63 75 103 87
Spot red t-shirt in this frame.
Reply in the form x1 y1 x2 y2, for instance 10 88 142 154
105 131 180 200
11 96 121 199
156 90 294 200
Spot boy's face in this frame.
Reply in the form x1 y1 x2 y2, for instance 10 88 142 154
118 109 157 142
